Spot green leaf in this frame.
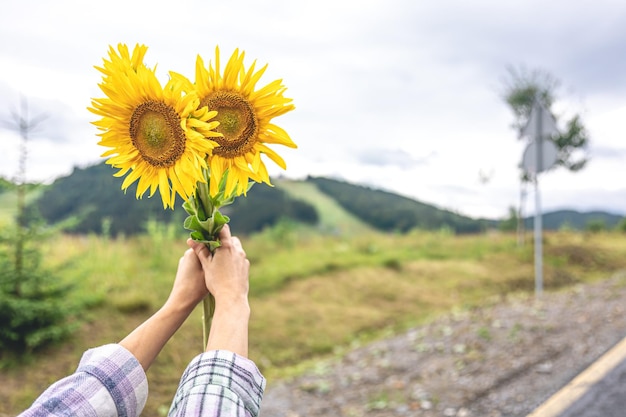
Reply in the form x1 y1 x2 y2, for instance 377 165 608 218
207 240 222 252
214 210 229 228
220 194 236 207
182 200 196 216
183 215 194 230
195 195 208 221
184 215 204 232
198 217 216 234
190 231 205 241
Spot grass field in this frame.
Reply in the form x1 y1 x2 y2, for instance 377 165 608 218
2 186 626 414
2 225 626 415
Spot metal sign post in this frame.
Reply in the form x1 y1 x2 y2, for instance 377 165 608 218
534 105 544 297
520 101 559 297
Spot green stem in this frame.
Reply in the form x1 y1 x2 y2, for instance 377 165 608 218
185 170 235 349
202 293 215 350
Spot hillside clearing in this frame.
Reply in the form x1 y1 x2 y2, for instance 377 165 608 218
276 178 374 235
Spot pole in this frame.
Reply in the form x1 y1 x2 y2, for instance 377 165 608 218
534 102 544 297
517 180 527 246
534 175 543 297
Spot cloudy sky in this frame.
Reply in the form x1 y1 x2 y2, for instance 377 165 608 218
1 0 625 219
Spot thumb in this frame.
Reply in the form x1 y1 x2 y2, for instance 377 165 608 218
187 238 212 266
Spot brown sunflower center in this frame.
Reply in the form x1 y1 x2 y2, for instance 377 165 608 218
200 91 258 158
129 101 186 167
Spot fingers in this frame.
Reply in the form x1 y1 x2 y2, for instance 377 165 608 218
218 225 245 254
186 225 232 251
230 236 246 257
219 224 232 239
179 247 197 265
186 225 246 261
187 238 212 266
218 224 233 247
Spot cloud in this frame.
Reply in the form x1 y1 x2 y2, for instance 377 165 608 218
354 149 435 169
394 1 626 99
0 85 87 144
1 0 626 217
591 146 626 160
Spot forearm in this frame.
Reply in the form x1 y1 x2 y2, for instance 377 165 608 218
120 302 193 371
206 298 250 357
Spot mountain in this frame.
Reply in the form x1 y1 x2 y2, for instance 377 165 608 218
304 177 492 234
523 210 624 230
24 162 624 235
33 162 318 236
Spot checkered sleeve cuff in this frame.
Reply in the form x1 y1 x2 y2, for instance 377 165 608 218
77 344 149 417
169 350 266 417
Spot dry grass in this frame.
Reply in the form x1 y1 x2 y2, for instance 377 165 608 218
1 230 626 415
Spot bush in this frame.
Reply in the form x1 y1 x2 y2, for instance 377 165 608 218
0 222 77 357
0 177 13 195
585 219 606 233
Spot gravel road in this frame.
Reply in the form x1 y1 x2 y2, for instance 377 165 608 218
260 271 626 417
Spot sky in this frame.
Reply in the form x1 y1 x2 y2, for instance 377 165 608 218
0 0 625 220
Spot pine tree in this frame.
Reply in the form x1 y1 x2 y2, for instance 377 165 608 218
0 98 76 357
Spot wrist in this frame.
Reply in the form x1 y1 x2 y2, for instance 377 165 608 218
213 296 250 318
162 296 198 319
206 297 250 356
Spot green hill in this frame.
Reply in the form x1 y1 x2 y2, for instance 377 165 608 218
14 163 624 236
307 176 490 233
222 182 319 234
33 162 319 236
523 210 624 230
275 178 374 235
30 163 489 236
34 163 183 236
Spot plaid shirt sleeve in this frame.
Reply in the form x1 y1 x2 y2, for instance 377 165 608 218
168 350 266 417
18 344 148 417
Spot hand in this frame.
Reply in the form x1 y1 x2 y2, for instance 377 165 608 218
187 224 250 307
165 247 209 314
188 224 251 355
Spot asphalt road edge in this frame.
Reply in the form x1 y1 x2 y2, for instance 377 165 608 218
526 335 626 417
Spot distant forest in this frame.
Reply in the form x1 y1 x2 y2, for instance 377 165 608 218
307 177 491 233
33 163 318 236
1 163 623 236
27 164 491 236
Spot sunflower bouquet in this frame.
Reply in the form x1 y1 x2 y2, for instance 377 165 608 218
89 44 295 346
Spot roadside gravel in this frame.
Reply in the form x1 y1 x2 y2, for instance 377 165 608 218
260 271 626 417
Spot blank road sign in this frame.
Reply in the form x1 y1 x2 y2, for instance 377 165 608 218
522 140 558 174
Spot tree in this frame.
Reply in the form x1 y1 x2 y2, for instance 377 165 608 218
501 66 590 244
498 206 519 232
502 65 590 174
0 98 76 357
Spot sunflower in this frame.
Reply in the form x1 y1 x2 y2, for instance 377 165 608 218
177 47 296 197
89 44 222 209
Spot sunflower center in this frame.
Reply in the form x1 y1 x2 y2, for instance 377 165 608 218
130 101 186 167
200 91 258 158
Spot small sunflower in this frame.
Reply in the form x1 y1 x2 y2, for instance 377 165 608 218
89 44 222 209
178 47 296 197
